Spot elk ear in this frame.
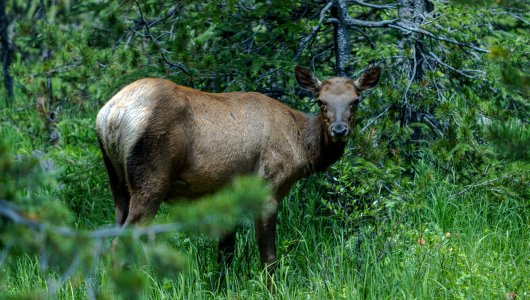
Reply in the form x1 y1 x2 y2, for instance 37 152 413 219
295 66 321 93
354 66 381 92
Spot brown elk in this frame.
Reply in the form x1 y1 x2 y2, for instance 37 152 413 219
95 65 381 270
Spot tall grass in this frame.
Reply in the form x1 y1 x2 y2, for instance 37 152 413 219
1 108 528 299
2 177 528 299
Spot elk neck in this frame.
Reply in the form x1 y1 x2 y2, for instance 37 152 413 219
302 112 347 174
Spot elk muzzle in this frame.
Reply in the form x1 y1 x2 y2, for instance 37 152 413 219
330 122 350 140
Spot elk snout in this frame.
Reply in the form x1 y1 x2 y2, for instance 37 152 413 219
330 122 349 138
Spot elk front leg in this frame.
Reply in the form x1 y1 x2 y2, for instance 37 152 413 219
218 231 237 266
255 203 278 273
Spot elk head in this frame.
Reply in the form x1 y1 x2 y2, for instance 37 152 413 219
295 66 381 141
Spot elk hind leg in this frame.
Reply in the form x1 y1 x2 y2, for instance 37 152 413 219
99 139 130 225
122 140 171 226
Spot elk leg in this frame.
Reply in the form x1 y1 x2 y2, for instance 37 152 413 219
255 208 278 273
216 231 237 286
123 167 170 225
122 134 173 225
218 231 237 266
123 185 166 226
99 139 130 225
113 184 130 225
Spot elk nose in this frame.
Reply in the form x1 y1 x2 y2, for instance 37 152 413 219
331 123 349 137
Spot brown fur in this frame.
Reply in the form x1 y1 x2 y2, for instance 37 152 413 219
96 66 381 270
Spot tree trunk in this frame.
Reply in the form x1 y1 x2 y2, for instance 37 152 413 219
331 0 351 77
0 0 13 106
398 0 436 136
398 0 433 82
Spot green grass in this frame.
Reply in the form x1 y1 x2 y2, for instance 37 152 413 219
1 108 529 299
2 179 529 299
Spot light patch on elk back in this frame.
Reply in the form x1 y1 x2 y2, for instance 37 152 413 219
96 81 156 171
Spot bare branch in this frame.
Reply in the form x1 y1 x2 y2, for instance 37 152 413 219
332 18 488 53
360 105 391 134
427 50 485 79
135 1 191 75
294 1 333 61
331 0 397 28
329 16 397 28
347 0 395 9
330 0 488 53
421 112 444 137
390 21 488 53
403 44 419 104
491 10 530 26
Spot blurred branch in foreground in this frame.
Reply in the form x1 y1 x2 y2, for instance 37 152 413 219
0 176 270 299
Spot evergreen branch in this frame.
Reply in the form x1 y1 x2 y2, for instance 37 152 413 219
0 176 267 240
0 200 186 239
0 0 14 105
449 171 528 198
48 252 82 298
0 200 73 235
0 240 13 267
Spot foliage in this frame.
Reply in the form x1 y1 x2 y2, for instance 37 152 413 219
0 135 70 222
488 119 530 161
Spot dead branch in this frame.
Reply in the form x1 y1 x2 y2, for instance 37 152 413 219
400 103 445 137
294 1 333 61
360 105 392 134
427 50 485 79
135 1 190 75
331 0 398 28
347 0 395 9
389 21 488 53
330 0 488 53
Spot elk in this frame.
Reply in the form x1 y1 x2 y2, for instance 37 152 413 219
95 65 381 270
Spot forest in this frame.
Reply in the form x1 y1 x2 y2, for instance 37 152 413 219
0 0 528 299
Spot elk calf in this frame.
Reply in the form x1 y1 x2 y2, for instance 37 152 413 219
96 66 381 269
